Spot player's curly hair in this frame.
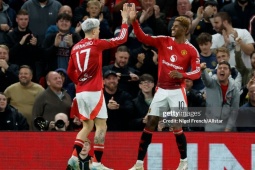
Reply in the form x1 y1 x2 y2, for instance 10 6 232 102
175 16 190 30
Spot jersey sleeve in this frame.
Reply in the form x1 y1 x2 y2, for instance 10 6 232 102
97 23 128 49
182 47 201 80
132 20 162 47
67 55 78 85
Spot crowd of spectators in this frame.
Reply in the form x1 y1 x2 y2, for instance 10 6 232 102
1 0 255 132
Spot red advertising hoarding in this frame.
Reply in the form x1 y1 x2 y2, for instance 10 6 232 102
0 132 254 170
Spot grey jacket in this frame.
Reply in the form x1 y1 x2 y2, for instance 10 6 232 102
21 0 62 45
201 70 240 131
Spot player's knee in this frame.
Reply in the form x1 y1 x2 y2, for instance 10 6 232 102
146 116 159 130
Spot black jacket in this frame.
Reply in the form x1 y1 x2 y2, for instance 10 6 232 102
129 91 150 131
0 63 19 92
3 27 42 71
42 32 81 72
220 0 255 29
103 64 140 98
104 88 133 131
0 105 29 130
130 46 158 82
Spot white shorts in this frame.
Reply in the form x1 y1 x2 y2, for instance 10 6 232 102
148 87 188 117
76 91 107 120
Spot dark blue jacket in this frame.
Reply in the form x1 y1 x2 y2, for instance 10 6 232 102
0 105 29 130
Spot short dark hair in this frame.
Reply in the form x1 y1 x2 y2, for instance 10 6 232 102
214 12 232 25
116 45 130 55
196 32 212 44
17 9 29 16
218 60 231 70
204 0 218 7
56 13 72 22
139 74 154 83
19 65 33 75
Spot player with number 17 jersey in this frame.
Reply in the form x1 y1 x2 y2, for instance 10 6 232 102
67 24 128 93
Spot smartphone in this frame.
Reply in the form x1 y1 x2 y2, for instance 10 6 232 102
25 34 32 44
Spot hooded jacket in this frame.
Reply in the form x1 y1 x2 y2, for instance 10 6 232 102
21 0 62 45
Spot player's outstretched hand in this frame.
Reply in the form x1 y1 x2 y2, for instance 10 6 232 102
129 3 137 23
121 3 129 23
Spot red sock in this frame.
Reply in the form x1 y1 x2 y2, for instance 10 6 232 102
72 139 84 157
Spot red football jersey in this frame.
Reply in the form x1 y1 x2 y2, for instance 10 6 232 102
132 20 201 89
67 24 128 92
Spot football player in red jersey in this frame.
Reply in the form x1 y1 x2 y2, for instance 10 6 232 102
128 3 201 170
66 4 129 170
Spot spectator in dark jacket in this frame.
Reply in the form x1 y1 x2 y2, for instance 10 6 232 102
130 27 158 82
3 9 42 82
42 13 81 72
237 83 255 131
0 92 29 130
73 0 111 29
103 70 133 131
138 0 167 36
130 74 155 131
0 44 19 92
103 45 140 98
220 0 255 30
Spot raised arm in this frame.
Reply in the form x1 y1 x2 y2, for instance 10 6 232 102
98 3 129 49
129 3 161 47
201 63 213 87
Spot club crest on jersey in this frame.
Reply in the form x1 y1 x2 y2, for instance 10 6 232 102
181 50 187 56
170 55 177 62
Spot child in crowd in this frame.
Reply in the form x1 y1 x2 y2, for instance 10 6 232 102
67 138 92 170
193 32 217 91
85 0 112 38
78 139 93 170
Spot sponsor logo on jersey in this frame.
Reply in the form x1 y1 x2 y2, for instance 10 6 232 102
181 50 187 56
162 60 183 70
170 55 177 62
